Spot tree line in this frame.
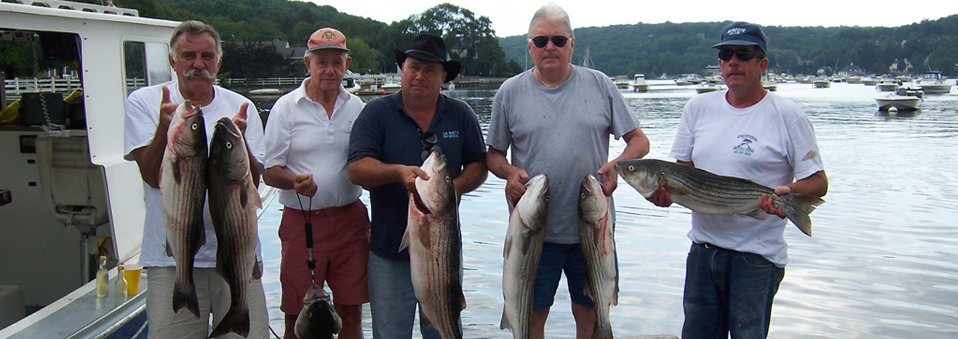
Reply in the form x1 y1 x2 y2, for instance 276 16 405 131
500 17 958 78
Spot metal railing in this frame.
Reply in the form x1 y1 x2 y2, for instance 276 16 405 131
3 77 147 95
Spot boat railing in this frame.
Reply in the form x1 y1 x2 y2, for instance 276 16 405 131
3 77 146 96
7 0 139 16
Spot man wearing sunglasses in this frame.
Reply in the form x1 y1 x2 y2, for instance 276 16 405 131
346 34 487 339
647 22 828 338
486 3 650 338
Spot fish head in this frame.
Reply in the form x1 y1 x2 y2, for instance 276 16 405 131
208 117 250 181
167 101 206 156
578 174 609 224
516 174 550 229
296 284 342 337
413 149 455 215
615 159 664 198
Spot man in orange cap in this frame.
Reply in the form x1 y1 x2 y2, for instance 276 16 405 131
263 27 369 339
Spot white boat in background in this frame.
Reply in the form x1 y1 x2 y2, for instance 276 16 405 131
632 74 649 92
695 81 724 94
613 75 631 90
861 77 880 86
248 88 283 96
917 71 952 94
876 79 900 92
876 87 923 112
0 2 278 338
342 77 360 94
813 77 831 88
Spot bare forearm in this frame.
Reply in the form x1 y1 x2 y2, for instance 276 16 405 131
612 128 650 163
263 166 295 190
132 125 169 189
787 170 828 197
485 147 517 180
347 157 405 189
453 161 488 195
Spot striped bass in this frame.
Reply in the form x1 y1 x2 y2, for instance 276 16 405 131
500 174 549 339
615 159 824 236
159 100 206 318
399 149 465 339
578 174 617 339
294 283 341 339
208 117 262 338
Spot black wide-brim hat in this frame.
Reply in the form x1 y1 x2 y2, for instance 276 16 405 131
395 34 461 83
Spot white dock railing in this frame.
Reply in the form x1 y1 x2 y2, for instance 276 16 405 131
2 77 148 96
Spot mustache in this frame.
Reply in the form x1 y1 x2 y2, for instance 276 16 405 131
182 68 216 80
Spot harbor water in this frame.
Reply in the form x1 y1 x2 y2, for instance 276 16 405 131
253 82 958 338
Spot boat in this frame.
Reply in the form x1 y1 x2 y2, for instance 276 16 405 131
248 88 283 96
917 71 952 94
861 77 880 86
0 2 278 338
381 82 401 95
613 75 630 90
812 77 831 88
875 87 923 112
762 81 778 91
876 79 900 92
342 76 360 94
695 81 725 94
632 74 649 92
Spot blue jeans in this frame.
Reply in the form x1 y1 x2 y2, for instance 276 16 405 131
682 243 785 339
367 251 441 339
534 242 619 310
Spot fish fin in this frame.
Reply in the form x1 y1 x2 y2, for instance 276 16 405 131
420 311 434 329
613 285 619 306
398 227 410 252
209 306 250 338
172 157 182 184
164 239 173 257
459 288 467 311
583 276 594 300
252 260 263 280
503 234 512 259
744 208 767 220
499 308 510 330
172 278 200 318
245 173 262 209
417 219 431 249
783 193 824 237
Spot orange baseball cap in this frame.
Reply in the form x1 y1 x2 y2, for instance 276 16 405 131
307 28 349 52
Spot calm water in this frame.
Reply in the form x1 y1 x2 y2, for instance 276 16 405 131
254 82 958 338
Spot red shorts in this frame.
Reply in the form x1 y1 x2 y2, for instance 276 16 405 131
279 200 370 314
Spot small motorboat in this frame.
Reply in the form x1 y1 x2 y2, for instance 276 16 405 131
876 87 923 112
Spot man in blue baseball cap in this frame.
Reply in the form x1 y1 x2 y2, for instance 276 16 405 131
646 21 828 338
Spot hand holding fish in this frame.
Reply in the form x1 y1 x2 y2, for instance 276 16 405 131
401 165 430 193
293 173 317 197
758 185 790 219
505 168 529 208
647 187 673 207
232 102 249 136
597 161 619 197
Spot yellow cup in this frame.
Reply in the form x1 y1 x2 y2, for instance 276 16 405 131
123 264 142 296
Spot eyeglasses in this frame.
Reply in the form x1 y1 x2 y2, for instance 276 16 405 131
421 132 438 161
530 35 570 48
718 49 763 62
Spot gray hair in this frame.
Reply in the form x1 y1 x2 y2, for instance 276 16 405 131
528 3 573 37
169 20 223 61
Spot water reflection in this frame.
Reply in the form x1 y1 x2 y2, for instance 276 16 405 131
253 82 958 338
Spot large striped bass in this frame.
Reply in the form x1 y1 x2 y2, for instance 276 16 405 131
615 159 824 236
159 100 206 319
578 174 617 339
500 174 549 339
399 149 464 339
208 117 262 338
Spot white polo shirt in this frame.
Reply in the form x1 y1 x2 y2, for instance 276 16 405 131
263 78 364 210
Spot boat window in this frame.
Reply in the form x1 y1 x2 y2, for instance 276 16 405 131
122 41 171 97
0 29 83 129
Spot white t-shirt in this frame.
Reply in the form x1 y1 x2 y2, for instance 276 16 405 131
669 90 824 266
123 80 266 267
263 79 364 210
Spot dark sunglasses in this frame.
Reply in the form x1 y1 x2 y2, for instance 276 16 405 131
530 35 570 48
421 132 438 161
718 49 763 62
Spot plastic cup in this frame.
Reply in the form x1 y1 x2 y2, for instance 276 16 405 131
123 264 142 296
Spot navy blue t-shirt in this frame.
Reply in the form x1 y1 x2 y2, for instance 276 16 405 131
347 91 486 261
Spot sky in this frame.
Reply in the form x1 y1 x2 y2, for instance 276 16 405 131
308 0 958 38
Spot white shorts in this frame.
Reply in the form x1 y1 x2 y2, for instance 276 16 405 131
145 266 269 339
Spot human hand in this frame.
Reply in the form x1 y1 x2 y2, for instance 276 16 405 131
402 165 430 193
758 186 790 219
647 187 673 207
505 169 530 208
293 173 317 197
232 103 249 136
158 86 178 130
597 161 618 197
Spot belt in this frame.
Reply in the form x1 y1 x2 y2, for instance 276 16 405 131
699 242 726 251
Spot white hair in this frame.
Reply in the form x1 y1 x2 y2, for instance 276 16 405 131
528 3 573 37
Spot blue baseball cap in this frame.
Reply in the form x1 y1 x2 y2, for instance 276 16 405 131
712 22 767 53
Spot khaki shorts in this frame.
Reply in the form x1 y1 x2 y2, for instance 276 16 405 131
279 200 370 314
145 266 269 339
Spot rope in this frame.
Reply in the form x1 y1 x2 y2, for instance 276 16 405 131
296 193 316 284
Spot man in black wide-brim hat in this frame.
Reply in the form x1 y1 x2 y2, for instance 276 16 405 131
346 33 487 338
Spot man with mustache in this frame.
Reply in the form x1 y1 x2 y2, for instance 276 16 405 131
263 27 369 339
486 3 650 338
648 22 828 338
123 20 269 338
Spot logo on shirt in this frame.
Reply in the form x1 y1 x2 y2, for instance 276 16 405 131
443 130 460 139
802 150 818 161
733 134 757 156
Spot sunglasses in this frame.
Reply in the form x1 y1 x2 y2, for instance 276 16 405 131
718 49 763 62
530 35 570 48
421 132 438 161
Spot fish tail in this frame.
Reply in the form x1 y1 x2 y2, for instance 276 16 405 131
592 322 614 339
172 276 200 318
782 193 825 237
209 306 250 338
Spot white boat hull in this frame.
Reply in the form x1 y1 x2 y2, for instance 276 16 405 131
876 96 922 111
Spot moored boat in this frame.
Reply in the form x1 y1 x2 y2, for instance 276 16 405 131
632 74 649 92
917 71 952 94
876 87 923 112
695 81 724 94
813 77 831 88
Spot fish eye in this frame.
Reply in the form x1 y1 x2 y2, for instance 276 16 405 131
191 123 198 131
628 165 634 171
580 192 586 199
225 141 233 149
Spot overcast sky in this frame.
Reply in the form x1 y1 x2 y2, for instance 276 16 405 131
308 1 958 38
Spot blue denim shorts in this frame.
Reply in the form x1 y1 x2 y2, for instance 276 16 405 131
534 242 612 310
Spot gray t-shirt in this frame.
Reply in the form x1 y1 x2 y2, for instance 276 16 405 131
487 65 639 243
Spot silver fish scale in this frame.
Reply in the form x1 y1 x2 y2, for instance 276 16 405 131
662 163 775 212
